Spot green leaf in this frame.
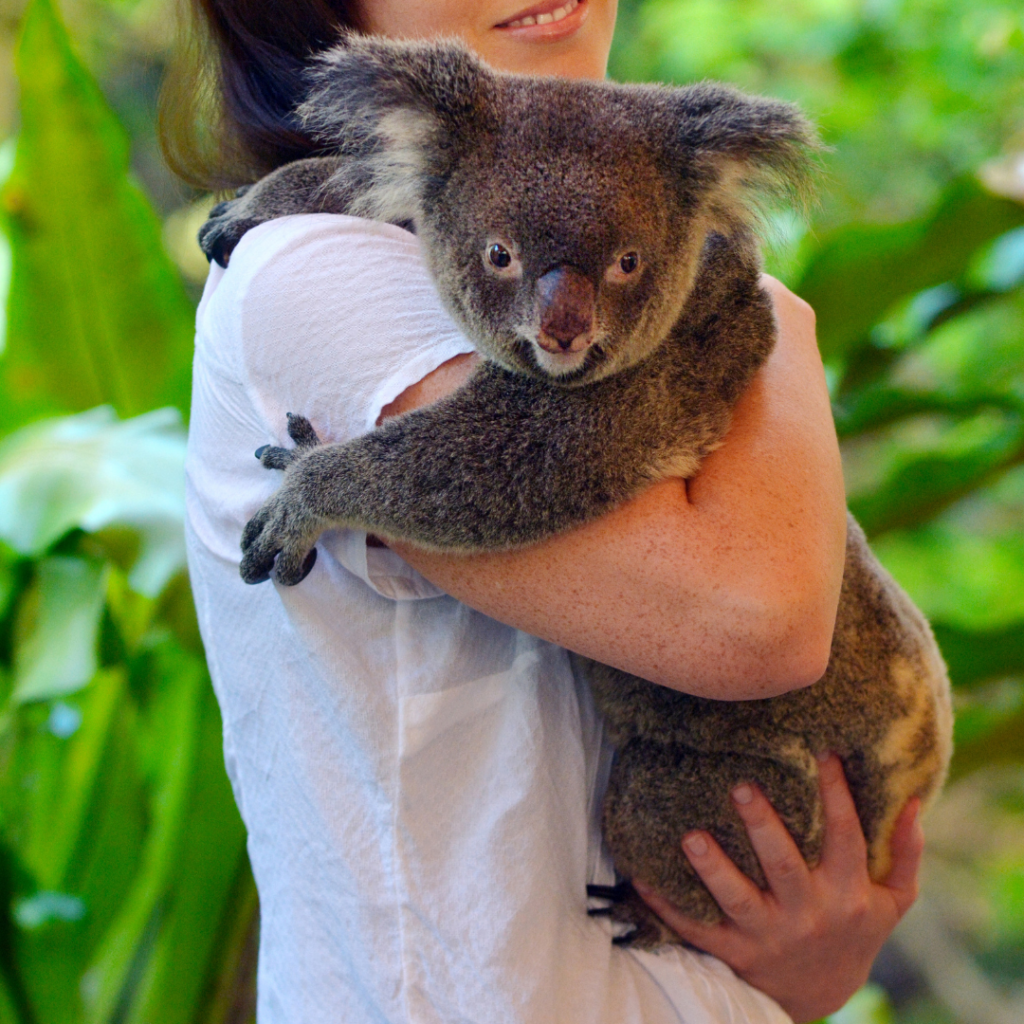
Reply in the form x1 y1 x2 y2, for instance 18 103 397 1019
989 861 1024 941
0 841 36 1024
199 864 258 1024
951 704 1024 782
932 621 1024 691
886 289 1024 401
834 389 1023 439
0 0 195 429
872 527 1024 633
0 980 26 1024
18 668 126 893
81 655 205 1023
12 556 106 704
849 425 1024 537
827 984 894 1024
0 407 186 597
0 137 16 363
799 178 1024 362
9 668 145 1024
120 683 249 1024
13 893 85 930
969 226 1024 293
952 679 1023 750
0 549 16 625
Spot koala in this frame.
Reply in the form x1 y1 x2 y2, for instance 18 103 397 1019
201 34 953 947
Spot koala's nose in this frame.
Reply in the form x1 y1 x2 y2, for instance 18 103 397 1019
535 266 595 354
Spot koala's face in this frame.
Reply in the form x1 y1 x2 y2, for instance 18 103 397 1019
417 87 712 385
303 37 815 385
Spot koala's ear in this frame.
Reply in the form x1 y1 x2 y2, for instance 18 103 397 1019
298 33 493 224
665 82 821 234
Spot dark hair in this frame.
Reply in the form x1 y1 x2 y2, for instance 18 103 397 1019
160 0 361 190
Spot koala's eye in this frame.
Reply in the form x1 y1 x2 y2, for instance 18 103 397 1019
606 250 643 284
488 243 512 269
483 239 521 279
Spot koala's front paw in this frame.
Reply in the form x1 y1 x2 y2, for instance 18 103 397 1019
240 490 323 585
252 413 322 471
240 415 327 586
198 188 259 268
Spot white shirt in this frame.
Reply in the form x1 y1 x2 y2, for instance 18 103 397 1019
185 213 792 1024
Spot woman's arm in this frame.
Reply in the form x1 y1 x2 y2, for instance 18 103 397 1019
369 271 919 1017
388 276 847 699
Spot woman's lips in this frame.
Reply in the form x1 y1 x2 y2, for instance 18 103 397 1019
495 0 588 40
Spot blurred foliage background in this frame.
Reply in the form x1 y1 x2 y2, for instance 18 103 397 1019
0 0 1020 1022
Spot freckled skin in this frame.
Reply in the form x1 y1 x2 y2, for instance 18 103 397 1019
200 35 952 946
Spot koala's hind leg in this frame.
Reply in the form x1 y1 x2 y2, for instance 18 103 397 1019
586 883 677 949
602 740 823 931
586 882 681 949
199 156 345 266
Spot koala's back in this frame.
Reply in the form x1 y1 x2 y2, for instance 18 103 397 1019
586 515 953 931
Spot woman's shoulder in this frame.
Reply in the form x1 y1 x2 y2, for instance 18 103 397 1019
232 212 421 276
198 213 428 332
194 212 476 441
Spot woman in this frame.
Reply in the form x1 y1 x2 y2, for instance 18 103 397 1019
170 2 924 1021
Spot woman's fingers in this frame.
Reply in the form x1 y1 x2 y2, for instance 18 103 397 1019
632 879 742 964
677 828 773 928
881 797 923 917
728 782 811 907
631 765 922 1024
818 754 869 881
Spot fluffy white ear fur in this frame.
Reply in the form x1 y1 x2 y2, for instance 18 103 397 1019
347 107 438 224
700 160 760 237
699 153 814 242
297 34 487 226
667 84 819 239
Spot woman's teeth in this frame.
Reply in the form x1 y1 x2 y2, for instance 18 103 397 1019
505 0 579 28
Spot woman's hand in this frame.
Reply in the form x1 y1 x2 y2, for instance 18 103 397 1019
633 755 924 1024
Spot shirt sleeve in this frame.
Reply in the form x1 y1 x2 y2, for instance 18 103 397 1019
227 213 476 443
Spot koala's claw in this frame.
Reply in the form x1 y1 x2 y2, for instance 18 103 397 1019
585 882 659 948
241 505 271 552
586 884 630 902
207 198 235 219
199 189 261 267
586 883 628 918
198 213 246 268
273 545 318 586
241 418 327 585
285 413 322 449
252 415 322 472
257 445 299 471
239 496 321 586
242 562 273 585
239 507 278 583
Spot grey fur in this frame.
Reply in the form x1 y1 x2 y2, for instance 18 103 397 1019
205 35 952 946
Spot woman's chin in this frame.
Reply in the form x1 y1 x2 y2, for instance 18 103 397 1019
485 0 615 80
